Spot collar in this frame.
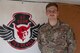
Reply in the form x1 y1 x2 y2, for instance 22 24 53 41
46 19 61 29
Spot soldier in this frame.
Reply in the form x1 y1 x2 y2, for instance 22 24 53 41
38 3 76 53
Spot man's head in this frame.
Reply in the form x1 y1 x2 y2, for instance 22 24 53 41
46 3 59 20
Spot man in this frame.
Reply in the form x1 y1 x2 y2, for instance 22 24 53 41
38 3 76 53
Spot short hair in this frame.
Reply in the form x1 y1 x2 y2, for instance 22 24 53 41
46 3 58 10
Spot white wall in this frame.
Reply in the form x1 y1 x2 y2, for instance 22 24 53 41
0 1 48 53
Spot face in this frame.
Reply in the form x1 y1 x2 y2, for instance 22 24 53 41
46 6 59 20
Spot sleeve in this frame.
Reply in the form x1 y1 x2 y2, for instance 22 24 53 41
37 23 46 51
37 27 43 52
37 24 47 52
66 28 76 53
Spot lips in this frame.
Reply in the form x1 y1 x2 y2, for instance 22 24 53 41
50 15 54 16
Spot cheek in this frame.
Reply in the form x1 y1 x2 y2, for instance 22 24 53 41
46 12 51 16
46 12 48 15
46 13 49 17
54 13 58 16
53 12 58 16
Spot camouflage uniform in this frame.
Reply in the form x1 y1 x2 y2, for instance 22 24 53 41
38 20 76 53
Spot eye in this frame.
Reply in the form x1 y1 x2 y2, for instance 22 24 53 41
47 10 57 13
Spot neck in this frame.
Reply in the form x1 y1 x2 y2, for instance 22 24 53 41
48 18 57 26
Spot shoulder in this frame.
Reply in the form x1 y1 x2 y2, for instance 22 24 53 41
60 21 71 31
59 21 75 37
40 23 47 29
39 23 48 33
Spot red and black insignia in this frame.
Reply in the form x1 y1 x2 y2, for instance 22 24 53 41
0 12 40 50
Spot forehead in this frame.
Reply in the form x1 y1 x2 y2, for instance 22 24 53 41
46 6 58 10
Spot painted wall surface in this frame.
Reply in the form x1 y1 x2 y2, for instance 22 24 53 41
0 1 48 53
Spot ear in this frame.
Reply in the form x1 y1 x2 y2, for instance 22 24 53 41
45 11 48 16
57 11 59 16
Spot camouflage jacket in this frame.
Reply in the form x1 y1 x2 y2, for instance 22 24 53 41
38 20 76 53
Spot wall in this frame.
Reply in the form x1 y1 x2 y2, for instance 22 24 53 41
58 3 80 53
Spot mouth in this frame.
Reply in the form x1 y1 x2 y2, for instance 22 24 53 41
50 15 54 16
